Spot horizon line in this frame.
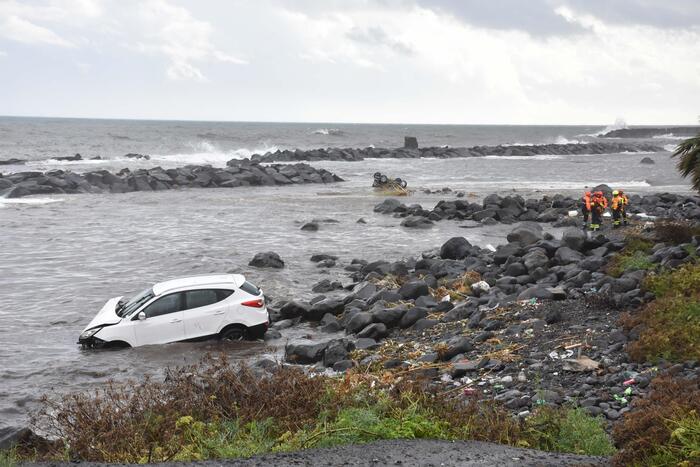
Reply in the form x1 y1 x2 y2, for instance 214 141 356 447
1 114 698 127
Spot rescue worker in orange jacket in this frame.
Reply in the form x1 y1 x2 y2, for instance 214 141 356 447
619 189 629 225
580 191 592 229
590 191 607 231
611 190 624 228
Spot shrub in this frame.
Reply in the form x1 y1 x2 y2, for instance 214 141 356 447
33 357 329 462
524 407 615 456
620 263 700 362
606 238 655 277
612 375 700 466
654 219 700 245
28 357 616 463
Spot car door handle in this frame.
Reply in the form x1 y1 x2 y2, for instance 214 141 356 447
169 318 182 323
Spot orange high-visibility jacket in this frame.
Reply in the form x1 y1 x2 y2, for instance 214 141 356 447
582 194 591 210
592 196 606 211
612 195 623 210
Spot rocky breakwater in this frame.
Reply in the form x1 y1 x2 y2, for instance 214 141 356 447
249 142 665 163
374 191 700 228
271 222 700 420
601 126 700 138
0 160 343 198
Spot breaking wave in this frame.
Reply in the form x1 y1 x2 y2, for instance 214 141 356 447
312 128 345 136
151 141 279 165
653 133 687 140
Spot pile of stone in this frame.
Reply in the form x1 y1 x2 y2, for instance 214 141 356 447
0 160 343 198
374 191 700 228
249 142 664 163
271 224 700 418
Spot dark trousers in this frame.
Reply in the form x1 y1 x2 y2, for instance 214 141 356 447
612 208 621 227
590 208 602 230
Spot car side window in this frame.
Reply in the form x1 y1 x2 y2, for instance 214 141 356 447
142 293 182 318
184 289 220 310
182 289 234 311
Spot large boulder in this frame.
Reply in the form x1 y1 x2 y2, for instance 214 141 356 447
374 198 403 213
400 216 434 229
440 237 472 260
307 298 345 321
279 301 310 320
399 307 429 329
554 247 584 265
323 340 350 367
398 280 430 299
249 252 284 268
523 249 549 272
285 342 328 364
561 228 586 251
440 336 474 361
346 312 375 334
507 223 543 246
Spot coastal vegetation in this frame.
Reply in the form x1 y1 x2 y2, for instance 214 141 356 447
673 133 700 193
21 356 613 463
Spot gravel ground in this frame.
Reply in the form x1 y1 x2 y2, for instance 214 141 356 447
27 440 609 467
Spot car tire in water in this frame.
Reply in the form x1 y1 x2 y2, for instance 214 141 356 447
220 325 246 341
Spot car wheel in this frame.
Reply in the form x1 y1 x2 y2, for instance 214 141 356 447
220 325 246 341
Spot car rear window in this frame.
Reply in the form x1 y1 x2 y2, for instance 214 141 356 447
239 281 260 296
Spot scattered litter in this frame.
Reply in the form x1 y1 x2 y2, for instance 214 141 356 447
624 387 633 396
568 210 578 217
549 349 575 360
471 281 491 294
441 295 451 302
623 378 636 386
562 356 600 372
613 394 628 405
485 244 497 252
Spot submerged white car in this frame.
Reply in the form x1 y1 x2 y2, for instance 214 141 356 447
78 274 269 348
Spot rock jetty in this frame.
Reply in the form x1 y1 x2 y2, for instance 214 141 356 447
250 142 664 163
374 191 700 227
600 127 699 138
0 160 343 198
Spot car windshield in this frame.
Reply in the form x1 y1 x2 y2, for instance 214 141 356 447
118 287 155 317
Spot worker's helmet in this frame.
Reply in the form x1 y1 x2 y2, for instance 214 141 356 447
612 190 619 196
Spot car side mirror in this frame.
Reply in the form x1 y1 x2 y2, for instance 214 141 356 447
137 311 147 321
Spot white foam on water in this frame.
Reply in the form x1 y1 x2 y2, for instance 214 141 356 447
151 141 280 165
653 133 687 140
312 128 344 136
0 197 63 207
484 154 562 160
664 144 678 152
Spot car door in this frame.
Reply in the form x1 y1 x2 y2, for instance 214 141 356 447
132 292 185 346
182 289 232 339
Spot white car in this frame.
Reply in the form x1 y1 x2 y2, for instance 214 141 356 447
78 274 269 348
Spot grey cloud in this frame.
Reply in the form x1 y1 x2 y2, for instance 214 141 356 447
414 0 586 37
415 0 700 36
561 0 700 29
346 26 414 55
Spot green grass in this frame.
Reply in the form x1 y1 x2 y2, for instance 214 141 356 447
0 450 17 467
622 263 700 362
525 407 616 456
607 238 655 277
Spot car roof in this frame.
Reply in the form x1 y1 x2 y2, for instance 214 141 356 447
152 274 245 296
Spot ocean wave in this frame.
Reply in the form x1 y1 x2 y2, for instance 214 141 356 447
664 143 678 152
652 133 687 140
36 158 110 166
577 118 628 137
484 154 563 160
151 141 279 165
312 128 345 136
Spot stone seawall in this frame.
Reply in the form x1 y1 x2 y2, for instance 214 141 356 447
0 161 343 199
250 142 665 163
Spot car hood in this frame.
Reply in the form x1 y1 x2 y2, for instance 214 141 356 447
82 296 124 331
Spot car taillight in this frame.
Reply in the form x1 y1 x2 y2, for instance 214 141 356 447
241 299 265 308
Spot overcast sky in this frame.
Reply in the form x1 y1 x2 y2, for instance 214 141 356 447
0 0 699 124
